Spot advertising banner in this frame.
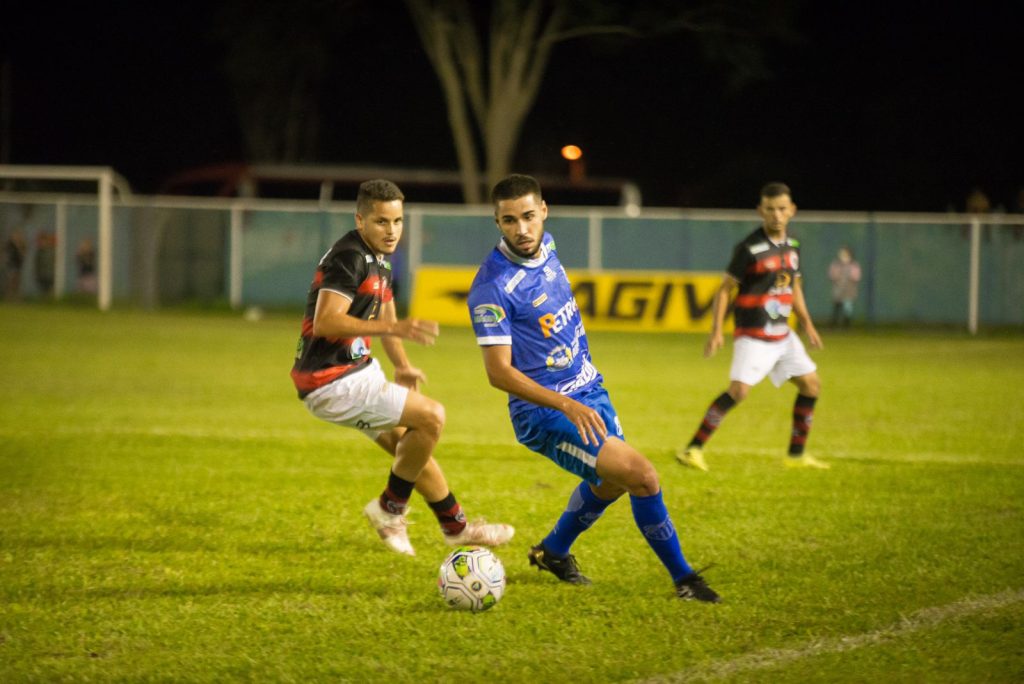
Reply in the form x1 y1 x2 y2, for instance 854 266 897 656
411 266 732 332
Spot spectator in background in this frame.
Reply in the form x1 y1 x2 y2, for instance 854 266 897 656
828 246 861 328
966 187 991 215
3 229 27 300
34 231 57 296
964 187 993 241
75 237 97 294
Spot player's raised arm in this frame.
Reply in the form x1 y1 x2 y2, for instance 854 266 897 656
480 345 607 446
312 289 438 345
379 299 430 390
388 318 440 346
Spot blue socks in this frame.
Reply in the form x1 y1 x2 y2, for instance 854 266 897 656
542 481 614 557
630 490 693 582
543 484 695 584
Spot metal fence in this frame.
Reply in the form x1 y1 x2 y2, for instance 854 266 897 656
2 190 1022 330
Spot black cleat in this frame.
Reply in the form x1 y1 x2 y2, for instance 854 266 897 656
528 543 592 585
675 571 721 603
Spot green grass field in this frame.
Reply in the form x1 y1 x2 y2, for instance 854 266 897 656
1 304 1022 682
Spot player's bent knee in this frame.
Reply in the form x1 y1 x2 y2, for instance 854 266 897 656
622 473 659 497
728 382 750 402
795 373 820 397
401 395 446 440
421 401 446 440
599 444 660 496
631 461 660 497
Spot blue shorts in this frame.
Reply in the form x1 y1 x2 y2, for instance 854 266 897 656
511 385 624 485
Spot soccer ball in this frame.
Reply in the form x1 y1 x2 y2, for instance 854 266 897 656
437 545 506 612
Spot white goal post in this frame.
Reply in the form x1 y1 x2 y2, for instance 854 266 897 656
0 165 131 310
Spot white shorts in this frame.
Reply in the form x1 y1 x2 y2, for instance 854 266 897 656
302 358 408 439
730 334 817 388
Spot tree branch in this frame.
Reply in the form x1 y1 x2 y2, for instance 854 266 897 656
450 1 487 127
541 23 641 45
403 0 483 202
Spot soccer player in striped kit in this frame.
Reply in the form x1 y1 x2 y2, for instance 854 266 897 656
468 174 720 602
677 182 829 471
292 179 513 556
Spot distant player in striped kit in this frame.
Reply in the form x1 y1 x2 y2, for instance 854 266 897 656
291 179 513 556
468 174 720 602
677 182 829 471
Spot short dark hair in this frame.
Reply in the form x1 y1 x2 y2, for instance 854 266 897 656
357 179 404 215
760 182 792 201
491 174 542 206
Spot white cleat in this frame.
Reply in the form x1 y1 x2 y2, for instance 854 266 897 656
362 499 415 556
444 520 515 547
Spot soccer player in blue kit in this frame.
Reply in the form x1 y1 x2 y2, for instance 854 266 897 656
467 174 720 602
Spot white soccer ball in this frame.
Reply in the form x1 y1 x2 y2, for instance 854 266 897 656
437 545 506 612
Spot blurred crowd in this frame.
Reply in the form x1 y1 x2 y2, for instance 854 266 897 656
2 213 96 301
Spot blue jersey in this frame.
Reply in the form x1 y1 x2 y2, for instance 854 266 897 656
468 233 602 417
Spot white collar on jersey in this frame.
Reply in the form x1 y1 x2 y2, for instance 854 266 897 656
497 235 551 267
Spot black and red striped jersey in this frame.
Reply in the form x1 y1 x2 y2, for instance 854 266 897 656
725 226 801 342
290 230 394 398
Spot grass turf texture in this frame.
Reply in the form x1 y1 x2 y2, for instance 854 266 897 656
1 304 1021 682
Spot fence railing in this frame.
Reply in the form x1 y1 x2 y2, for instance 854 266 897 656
2 189 1022 330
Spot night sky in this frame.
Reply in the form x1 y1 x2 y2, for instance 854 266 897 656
3 1 1022 211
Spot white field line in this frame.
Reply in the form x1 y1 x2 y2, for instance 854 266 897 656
0 424 512 448
1 426 1018 463
634 589 1024 684
651 446 1022 465
0 424 321 441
